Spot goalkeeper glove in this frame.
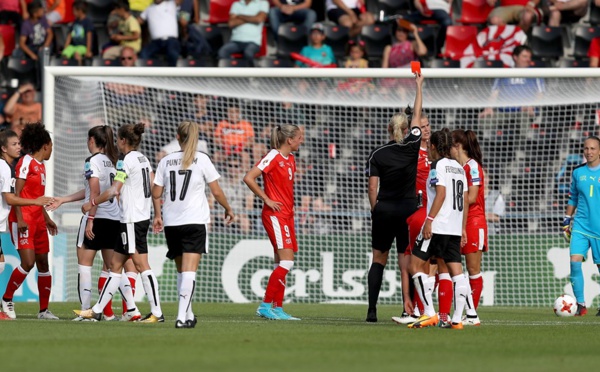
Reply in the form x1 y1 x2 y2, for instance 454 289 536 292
561 215 572 243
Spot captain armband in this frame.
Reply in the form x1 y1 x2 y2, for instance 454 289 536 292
113 170 127 183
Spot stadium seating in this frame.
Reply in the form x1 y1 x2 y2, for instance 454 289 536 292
558 57 588 68
416 24 437 58
196 25 224 56
0 25 16 58
7 57 37 86
530 26 563 59
218 58 250 67
324 24 350 59
472 59 505 68
209 0 236 24
50 56 80 66
0 89 9 111
135 58 168 67
256 56 293 67
277 24 308 57
429 58 460 68
360 24 392 61
573 26 600 59
177 57 215 67
529 59 550 67
52 25 69 54
455 0 494 25
441 25 477 59
86 0 115 24
91 56 121 66
231 27 268 59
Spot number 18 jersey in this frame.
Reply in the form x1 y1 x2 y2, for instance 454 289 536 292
427 157 467 236
115 151 152 223
154 151 221 226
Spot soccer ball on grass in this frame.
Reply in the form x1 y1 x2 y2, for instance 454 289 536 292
553 294 577 317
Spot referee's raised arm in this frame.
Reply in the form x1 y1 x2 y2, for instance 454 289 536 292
411 73 424 129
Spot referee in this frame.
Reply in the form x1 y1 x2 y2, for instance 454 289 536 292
365 73 424 322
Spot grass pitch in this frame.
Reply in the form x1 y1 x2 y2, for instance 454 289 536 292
1 303 599 371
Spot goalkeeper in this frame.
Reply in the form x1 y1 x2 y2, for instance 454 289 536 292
562 136 600 317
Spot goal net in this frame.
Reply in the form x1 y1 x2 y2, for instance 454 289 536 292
35 67 600 308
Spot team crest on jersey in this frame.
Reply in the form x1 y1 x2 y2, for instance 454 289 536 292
279 161 284 168
580 175 587 181
411 127 421 136
116 160 124 170
34 166 39 172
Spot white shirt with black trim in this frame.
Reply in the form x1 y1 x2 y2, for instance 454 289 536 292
154 151 220 226
0 159 13 232
84 153 120 221
116 151 153 223
427 157 467 236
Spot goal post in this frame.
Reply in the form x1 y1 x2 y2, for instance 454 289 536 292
35 66 600 308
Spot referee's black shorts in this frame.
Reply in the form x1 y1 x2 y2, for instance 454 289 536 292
371 199 417 253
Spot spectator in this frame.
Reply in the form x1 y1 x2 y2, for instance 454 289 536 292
485 173 506 235
212 154 254 234
269 0 317 41
129 0 153 17
116 45 139 67
214 102 255 168
0 35 4 64
382 21 427 68
102 0 141 60
18 1 53 61
326 0 375 37
0 0 28 30
45 0 65 25
479 45 544 141
61 1 94 65
155 124 209 164
183 94 218 153
487 0 543 33
344 39 368 68
403 0 451 55
588 36 600 67
138 0 182 67
3 83 41 132
296 23 336 67
218 0 268 67
546 0 587 27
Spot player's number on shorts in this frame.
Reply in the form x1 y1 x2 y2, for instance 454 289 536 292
284 224 291 237
142 167 151 198
169 170 192 201
452 179 464 212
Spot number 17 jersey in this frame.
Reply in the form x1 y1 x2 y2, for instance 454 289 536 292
154 151 220 226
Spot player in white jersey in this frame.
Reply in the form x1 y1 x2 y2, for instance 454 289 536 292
408 128 470 329
75 123 163 323
152 121 235 328
0 130 53 320
49 126 138 321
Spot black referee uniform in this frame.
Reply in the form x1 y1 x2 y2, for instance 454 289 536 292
368 126 422 252
365 126 422 321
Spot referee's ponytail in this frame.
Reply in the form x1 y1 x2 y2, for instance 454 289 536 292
178 121 199 170
270 124 300 150
388 113 408 143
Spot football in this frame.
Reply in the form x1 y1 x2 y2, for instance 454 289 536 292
553 294 577 317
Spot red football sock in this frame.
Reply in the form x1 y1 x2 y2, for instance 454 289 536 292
438 275 453 317
38 272 52 312
274 271 289 308
263 266 288 304
98 273 114 317
470 274 483 309
3 266 29 301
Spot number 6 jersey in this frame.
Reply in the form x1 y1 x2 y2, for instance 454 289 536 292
115 151 153 223
427 157 467 236
154 151 220 226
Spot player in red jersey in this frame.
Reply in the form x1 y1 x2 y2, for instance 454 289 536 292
451 129 486 325
1 123 59 320
244 123 303 321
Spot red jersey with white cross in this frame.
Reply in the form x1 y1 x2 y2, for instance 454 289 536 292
256 149 296 219
464 159 486 227
9 155 46 223
416 147 430 206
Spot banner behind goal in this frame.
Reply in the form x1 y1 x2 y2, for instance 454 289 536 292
42 67 600 308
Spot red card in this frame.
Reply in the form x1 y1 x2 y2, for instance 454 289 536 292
411 61 421 74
